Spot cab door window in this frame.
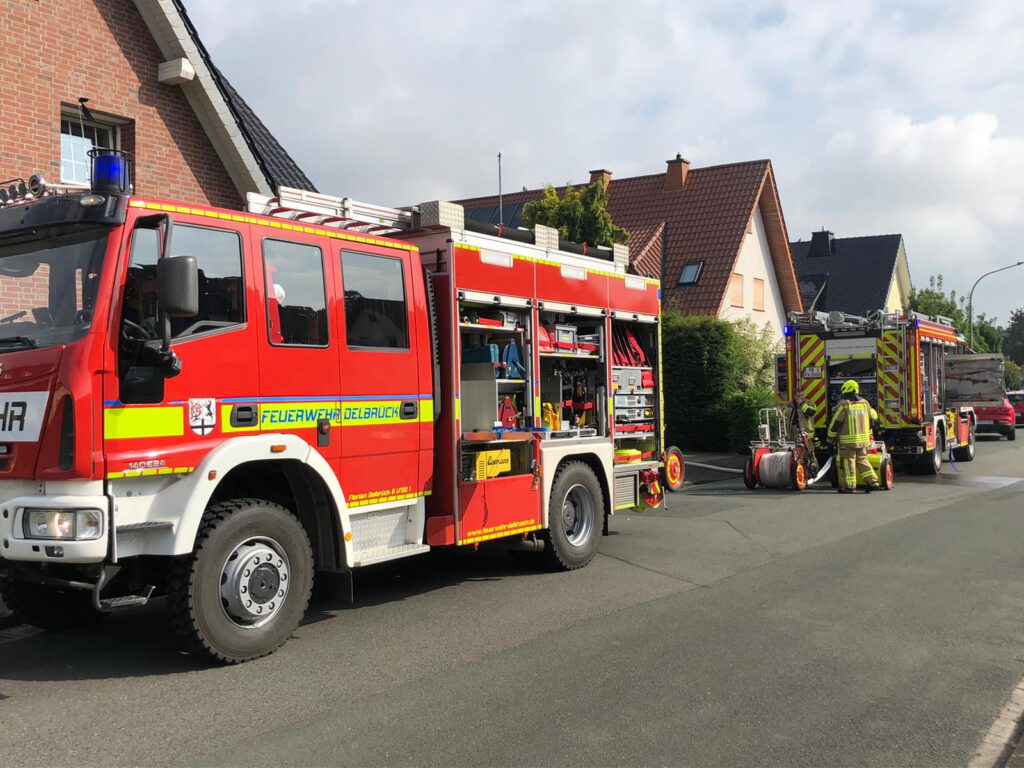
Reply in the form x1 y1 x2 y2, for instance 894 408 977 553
340 250 408 349
124 223 244 341
262 239 328 347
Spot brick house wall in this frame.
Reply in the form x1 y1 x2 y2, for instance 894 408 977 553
0 0 240 209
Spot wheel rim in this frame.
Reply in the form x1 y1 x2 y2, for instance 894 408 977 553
795 464 806 488
886 462 894 487
219 537 291 629
934 440 942 470
561 484 596 547
667 454 683 486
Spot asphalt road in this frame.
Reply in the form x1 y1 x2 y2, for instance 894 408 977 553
1 436 1023 767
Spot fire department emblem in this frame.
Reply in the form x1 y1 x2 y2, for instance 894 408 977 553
188 398 217 436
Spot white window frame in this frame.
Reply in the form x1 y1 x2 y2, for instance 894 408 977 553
59 107 125 186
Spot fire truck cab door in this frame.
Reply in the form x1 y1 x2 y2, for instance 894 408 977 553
335 246 428 510
253 232 341 469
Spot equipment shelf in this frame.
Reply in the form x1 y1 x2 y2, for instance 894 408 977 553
539 351 601 360
459 323 524 333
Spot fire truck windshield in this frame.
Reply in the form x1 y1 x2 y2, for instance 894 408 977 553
0 226 108 351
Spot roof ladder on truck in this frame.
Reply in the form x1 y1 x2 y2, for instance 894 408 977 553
246 186 416 235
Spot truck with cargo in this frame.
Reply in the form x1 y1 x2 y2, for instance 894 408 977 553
945 353 1015 441
0 158 679 662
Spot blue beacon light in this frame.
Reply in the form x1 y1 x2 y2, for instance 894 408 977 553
89 150 131 194
783 324 794 337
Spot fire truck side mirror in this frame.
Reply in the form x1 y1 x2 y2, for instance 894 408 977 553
157 256 199 317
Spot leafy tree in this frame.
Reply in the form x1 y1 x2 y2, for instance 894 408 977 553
1005 309 1024 366
905 274 1004 353
1005 359 1023 390
521 182 628 247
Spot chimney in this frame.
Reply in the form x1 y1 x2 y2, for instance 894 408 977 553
589 168 612 192
664 153 690 191
809 229 836 257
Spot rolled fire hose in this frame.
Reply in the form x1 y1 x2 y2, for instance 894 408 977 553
756 450 793 488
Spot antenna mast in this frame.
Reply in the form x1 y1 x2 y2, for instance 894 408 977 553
497 151 503 227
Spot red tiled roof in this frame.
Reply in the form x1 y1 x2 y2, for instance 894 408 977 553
457 161 803 316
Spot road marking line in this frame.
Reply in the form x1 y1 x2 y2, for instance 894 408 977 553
969 672 1024 767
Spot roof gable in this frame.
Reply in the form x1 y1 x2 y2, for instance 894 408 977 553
789 233 904 315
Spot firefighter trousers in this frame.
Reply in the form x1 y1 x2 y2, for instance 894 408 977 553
837 445 879 490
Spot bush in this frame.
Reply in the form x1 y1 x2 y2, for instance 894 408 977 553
661 311 781 452
724 386 776 453
662 313 737 451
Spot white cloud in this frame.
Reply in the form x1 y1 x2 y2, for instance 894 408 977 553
183 0 1024 321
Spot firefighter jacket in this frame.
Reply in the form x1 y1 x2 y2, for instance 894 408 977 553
786 399 817 437
827 397 878 448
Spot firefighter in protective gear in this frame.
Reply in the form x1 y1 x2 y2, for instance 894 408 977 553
827 380 880 493
785 392 820 473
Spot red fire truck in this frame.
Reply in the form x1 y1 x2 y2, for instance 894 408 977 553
778 309 975 475
0 160 679 662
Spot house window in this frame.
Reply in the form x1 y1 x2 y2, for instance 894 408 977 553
60 113 119 186
730 273 744 307
753 278 765 311
678 261 703 286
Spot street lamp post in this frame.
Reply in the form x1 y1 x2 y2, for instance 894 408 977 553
968 261 1024 348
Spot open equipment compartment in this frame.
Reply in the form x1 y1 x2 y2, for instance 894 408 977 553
536 304 607 440
457 297 535 482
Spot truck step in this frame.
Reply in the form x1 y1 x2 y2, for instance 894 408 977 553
352 544 430 567
97 586 154 612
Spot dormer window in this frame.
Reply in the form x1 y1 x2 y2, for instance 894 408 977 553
678 260 703 285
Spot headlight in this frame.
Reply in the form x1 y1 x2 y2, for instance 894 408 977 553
21 508 104 541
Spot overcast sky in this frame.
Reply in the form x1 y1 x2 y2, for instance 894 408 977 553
188 0 1024 323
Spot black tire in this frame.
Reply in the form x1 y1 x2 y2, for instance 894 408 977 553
743 458 757 490
545 462 604 571
952 423 976 461
0 580 102 632
168 498 313 664
662 446 685 492
918 430 943 475
1009 427 1016 442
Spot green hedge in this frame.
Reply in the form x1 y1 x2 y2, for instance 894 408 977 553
661 312 778 452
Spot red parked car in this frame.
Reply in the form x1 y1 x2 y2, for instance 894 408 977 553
1009 391 1024 425
974 398 1017 441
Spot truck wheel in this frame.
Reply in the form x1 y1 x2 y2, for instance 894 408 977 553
919 432 943 475
663 446 685 492
169 499 313 664
545 462 603 571
952 423 976 461
743 458 757 489
790 460 807 491
1 581 102 632
879 457 894 490
1009 426 1016 442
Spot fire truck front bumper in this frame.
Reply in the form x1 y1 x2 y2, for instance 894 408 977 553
0 481 109 564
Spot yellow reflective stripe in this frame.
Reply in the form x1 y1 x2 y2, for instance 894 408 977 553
220 404 260 434
460 522 542 545
346 489 431 508
128 199 417 252
104 406 184 440
107 466 194 479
